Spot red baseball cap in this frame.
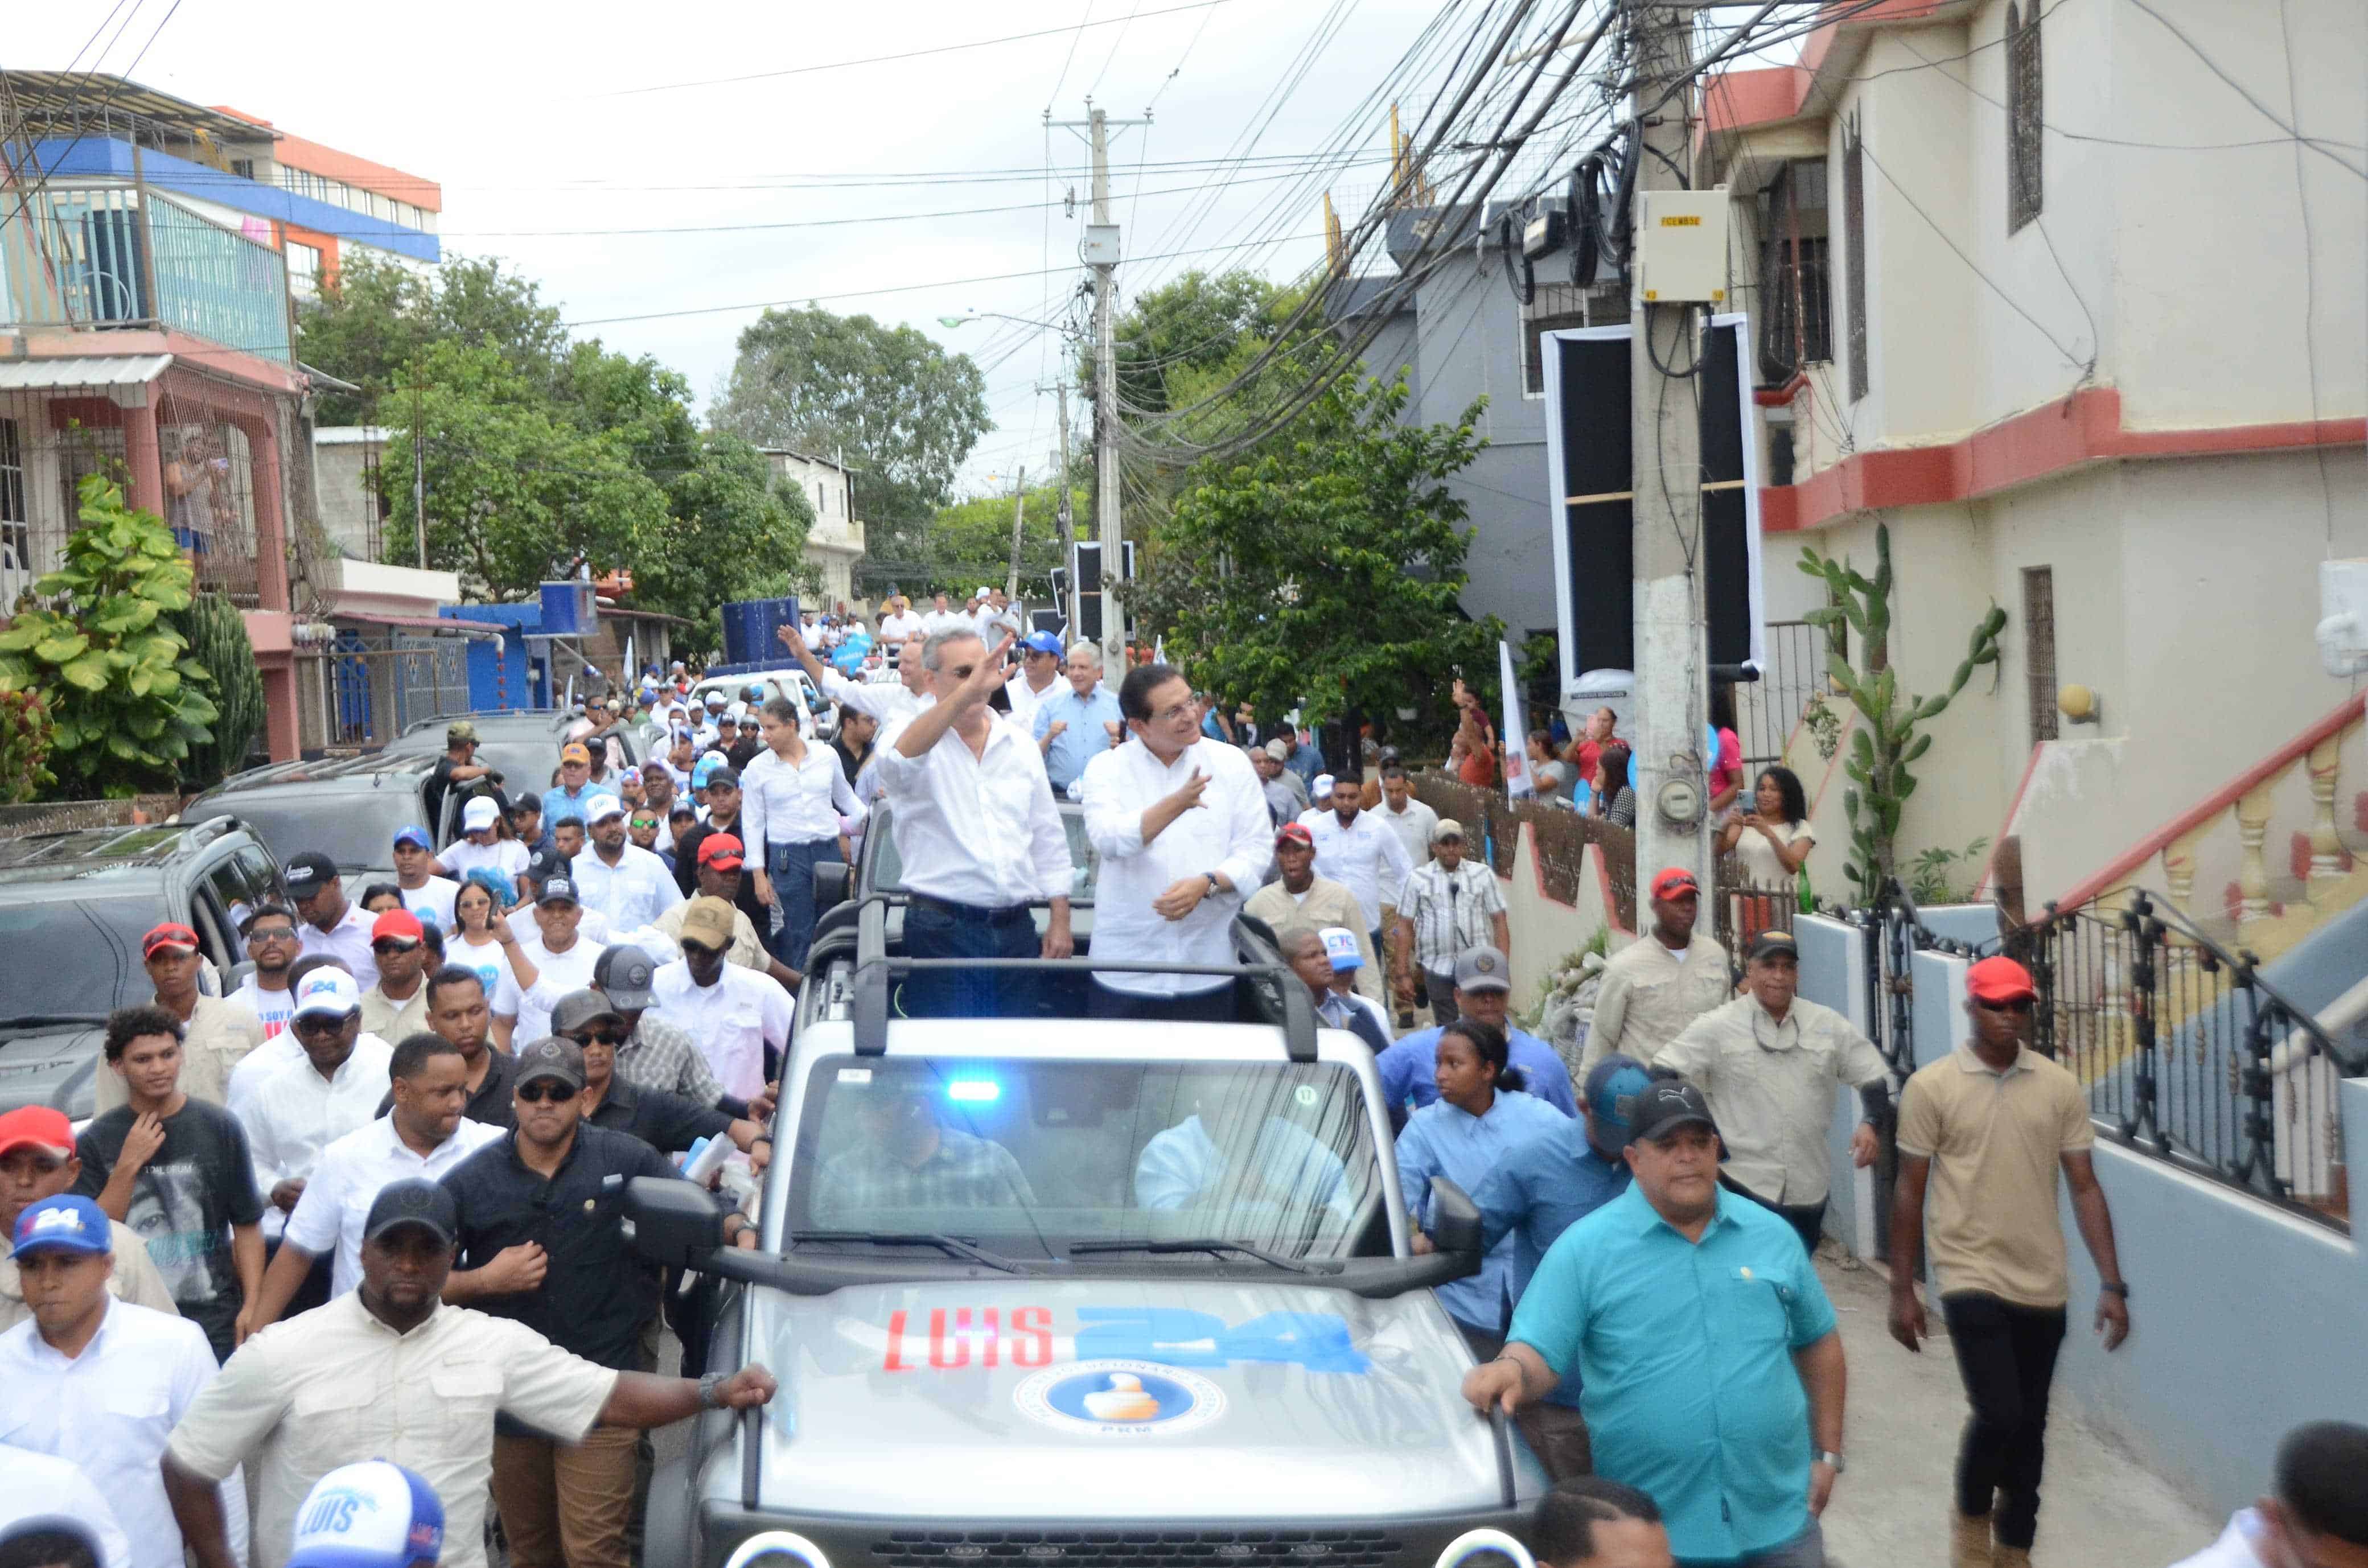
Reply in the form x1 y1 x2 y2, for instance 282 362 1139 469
1650 867 1700 901
371 908 426 946
0 1105 75 1160
698 832 746 871
1274 822 1315 850
142 922 201 960
1966 956 2037 1003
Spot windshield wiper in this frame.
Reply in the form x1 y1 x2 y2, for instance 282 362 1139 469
790 1230 1025 1273
1067 1238 1334 1275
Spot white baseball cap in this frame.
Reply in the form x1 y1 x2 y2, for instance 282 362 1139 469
285 1460 445 1568
1321 927 1363 970
293 968 362 1020
461 797 500 833
583 792 626 824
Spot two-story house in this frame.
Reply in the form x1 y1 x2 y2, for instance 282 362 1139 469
761 447 866 608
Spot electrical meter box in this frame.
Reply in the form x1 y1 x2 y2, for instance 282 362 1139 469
2317 558 2368 676
1637 188 1729 303
1082 224 1121 265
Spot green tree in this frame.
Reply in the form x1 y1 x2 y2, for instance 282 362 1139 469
1128 374 1500 730
710 306 990 566
0 477 217 797
1103 270 1302 419
296 254 572 427
919 483 1075 593
173 592 264 789
638 434 819 653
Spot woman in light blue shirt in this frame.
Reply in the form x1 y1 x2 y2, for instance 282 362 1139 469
1396 1019 1569 1355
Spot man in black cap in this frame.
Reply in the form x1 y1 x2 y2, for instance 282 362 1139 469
1462 1080 1850 1568
550 991 768 1163
162 1175 775 1568
283 851 379 992
589 945 750 1116
439 1038 761 1568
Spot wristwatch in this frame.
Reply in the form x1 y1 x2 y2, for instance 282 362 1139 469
2100 1281 2130 1298
1815 1450 1845 1474
1203 871 1222 896
698 1371 730 1410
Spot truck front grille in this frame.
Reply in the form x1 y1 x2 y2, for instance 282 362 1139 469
871 1528 1408 1568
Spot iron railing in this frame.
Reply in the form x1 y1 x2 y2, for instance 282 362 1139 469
2006 890 2359 1231
1 184 291 361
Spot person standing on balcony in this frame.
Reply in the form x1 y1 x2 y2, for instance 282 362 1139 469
163 433 219 555
1890 955 2131 1568
1583 870 1731 1069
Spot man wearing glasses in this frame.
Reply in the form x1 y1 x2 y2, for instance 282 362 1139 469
1890 955 2132 1568
231 906 304 1039
549 991 769 1165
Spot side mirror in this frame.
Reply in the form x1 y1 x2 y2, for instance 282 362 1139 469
812 861 851 911
1428 1175 1483 1259
623 1176 722 1268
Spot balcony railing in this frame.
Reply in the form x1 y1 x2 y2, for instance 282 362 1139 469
0 184 291 361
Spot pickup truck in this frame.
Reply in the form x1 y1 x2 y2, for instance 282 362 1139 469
624 896 1543 1568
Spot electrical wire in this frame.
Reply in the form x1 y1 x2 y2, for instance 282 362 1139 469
2275 0 2335 552
2118 0 2366 178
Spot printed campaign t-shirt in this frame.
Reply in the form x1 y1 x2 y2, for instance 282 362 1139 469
73 1097 265 1361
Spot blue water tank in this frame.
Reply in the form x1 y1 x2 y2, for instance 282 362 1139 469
721 595 800 668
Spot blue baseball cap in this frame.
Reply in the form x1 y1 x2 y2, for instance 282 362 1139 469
285 1460 445 1568
392 825 433 851
1022 630 1063 657
1583 1054 1654 1142
12 1194 112 1258
692 754 727 785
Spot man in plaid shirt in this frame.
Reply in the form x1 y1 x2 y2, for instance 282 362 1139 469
820 1076 1037 1217
1391 819 1510 1026
594 945 772 1122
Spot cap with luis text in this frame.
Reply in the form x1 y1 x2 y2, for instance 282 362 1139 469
285 1460 446 1568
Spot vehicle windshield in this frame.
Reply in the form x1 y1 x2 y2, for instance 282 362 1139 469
871 813 1097 904
0 894 161 1013
206 791 423 869
789 1055 1386 1261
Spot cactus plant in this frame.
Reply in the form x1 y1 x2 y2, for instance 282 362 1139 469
1798 522 2007 903
174 592 265 789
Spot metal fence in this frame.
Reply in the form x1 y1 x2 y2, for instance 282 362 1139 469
2004 890 2358 1232
0 793 184 839
1409 771 1638 929
1737 618 1826 768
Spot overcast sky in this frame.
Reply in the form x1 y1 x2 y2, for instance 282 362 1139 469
15 0 1494 493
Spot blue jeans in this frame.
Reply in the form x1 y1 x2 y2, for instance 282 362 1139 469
1682 1521 1824 1568
899 898 1041 1018
765 837 833 973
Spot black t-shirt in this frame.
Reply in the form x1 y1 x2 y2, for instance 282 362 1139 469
440 1123 686 1373
376 1047 520 1130
426 755 511 840
586 1077 734 1156
73 1098 265 1361
831 738 873 785
726 735 764 773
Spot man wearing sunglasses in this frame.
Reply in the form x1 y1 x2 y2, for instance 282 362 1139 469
241 971 396 1273
1891 955 2131 1568
648 899 792 1103
442 1036 760 1568
550 991 770 1167
360 908 434 1041
230 905 303 1040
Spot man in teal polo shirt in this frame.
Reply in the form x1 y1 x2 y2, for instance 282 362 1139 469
1462 1080 1849 1567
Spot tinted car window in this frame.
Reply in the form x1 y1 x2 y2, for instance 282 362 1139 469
0 895 157 1013
213 792 425 872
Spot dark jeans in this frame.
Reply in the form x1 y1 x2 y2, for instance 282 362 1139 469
1942 1291 2068 1550
1088 983 1236 1023
1722 1175 1827 1257
899 898 1041 1017
764 837 833 972
1424 969 1460 1025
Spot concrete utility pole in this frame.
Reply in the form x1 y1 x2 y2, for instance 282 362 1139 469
1004 464 1027 603
1051 378 1076 634
1629 2 1712 891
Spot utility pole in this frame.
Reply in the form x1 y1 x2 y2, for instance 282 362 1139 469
1052 378 1076 634
1004 464 1028 603
1629 3 1711 890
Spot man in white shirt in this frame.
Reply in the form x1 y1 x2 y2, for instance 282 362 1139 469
1376 763 1440 875
390 826 459 932
241 970 393 1250
281 851 377 991
1002 629 1067 733
230 904 302 1040
649 898 793 1101
507 847 614 948
512 877 610 1048
437 796 531 900
0 1440 135 1568
245 1033 502 1319
1297 772 1413 959
2167 1421 2368 1568
570 791 687 939
919 591 963 637
1079 660 1273 1022
778 622 934 755
877 593 923 648
875 627 1074 1016
0 1195 246 1568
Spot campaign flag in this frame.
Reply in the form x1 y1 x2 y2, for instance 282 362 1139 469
1499 639 1533 800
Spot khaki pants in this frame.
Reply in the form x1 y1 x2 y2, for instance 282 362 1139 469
1516 1400 1593 1480
491 1424 639 1568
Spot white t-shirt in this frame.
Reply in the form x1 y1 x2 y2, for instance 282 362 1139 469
398 876 461 932
878 611 923 644
512 936 608 1045
439 837 529 886
231 976 297 1039
445 933 526 1019
1735 817 1814 890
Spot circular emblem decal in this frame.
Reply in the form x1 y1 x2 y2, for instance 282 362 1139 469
1013 1359 1226 1438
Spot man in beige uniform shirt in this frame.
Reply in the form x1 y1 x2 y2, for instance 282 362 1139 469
0 1106 176 1332
357 908 434 1040
1243 823 1384 1005
1583 868 1732 1068
94 923 266 1114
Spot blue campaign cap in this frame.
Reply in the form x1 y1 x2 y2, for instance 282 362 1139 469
392 825 433 851
285 1460 445 1568
12 1194 112 1258
1022 629 1064 657
1583 1054 1654 1138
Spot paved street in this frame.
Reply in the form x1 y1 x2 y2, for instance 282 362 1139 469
1812 1253 2217 1568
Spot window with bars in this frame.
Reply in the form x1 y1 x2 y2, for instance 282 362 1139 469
2006 1 2044 232
2023 566 2058 743
1523 311 1592 397
1756 160 1832 383
1842 118 1868 402
0 418 27 604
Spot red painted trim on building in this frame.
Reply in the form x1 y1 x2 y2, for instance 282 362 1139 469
1974 741 2045 898
2050 692 2367 912
1756 373 1810 408
1761 386 2368 534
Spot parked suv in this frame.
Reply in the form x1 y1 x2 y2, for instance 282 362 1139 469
183 752 454 893
624 895 1539 1568
0 820 286 1118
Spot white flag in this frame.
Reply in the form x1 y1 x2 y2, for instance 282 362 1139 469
1499 639 1532 799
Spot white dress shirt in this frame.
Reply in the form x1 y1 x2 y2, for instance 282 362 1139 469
568 843 685 932
0 1441 135 1568
821 668 932 727
648 960 792 1100
398 875 460 932
241 1034 395 1240
297 904 378 991
283 1115 507 1295
1002 670 1063 732
511 936 608 1046
1296 805 1415 931
738 743 863 850
507 904 611 947
874 711 1072 909
878 611 924 644
0 1301 246 1568
1080 736 1273 998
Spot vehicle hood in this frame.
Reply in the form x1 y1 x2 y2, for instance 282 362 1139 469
0 1019 106 1119
730 1277 1528 1519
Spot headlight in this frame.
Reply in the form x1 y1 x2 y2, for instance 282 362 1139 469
724 1532 834 1568
1432 1528 1534 1568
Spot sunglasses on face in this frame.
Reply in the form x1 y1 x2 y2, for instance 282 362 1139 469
294 1012 354 1033
569 1027 630 1046
680 941 724 962
1979 997 2036 1014
248 927 298 944
372 940 421 955
516 1081 578 1104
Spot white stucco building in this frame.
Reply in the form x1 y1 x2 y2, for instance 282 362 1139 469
761 447 866 609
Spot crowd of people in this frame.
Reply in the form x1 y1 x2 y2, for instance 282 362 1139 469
3 606 2358 1568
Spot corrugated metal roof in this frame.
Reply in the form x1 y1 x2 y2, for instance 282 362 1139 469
0 355 174 390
